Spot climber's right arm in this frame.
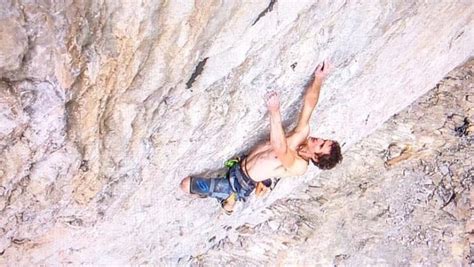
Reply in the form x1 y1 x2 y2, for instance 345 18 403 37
294 61 330 134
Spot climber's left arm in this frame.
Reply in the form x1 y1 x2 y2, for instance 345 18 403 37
266 91 297 168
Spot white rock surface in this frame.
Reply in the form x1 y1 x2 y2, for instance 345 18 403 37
0 0 472 264
196 59 474 266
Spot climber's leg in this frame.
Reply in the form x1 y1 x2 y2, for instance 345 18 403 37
180 176 232 201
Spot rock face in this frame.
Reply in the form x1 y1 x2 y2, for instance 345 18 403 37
196 59 474 266
0 0 472 264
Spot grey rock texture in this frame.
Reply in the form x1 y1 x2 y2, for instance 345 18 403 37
0 0 472 264
196 59 474 266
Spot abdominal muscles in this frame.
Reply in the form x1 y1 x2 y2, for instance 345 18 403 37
245 144 292 181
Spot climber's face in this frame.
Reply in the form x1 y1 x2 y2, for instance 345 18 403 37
307 137 333 159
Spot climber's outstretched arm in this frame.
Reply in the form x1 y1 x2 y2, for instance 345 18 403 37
294 61 331 135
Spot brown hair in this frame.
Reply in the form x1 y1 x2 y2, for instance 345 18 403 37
310 141 342 170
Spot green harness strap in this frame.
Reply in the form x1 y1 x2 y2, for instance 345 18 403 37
222 157 241 213
224 157 240 168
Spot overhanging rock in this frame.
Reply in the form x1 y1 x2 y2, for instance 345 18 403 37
0 0 472 264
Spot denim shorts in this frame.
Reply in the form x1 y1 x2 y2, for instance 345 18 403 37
189 164 256 201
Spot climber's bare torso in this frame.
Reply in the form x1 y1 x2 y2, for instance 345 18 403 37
242 62 335 182
243 132 310 182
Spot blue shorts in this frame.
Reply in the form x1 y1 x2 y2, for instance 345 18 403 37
189 164 256 201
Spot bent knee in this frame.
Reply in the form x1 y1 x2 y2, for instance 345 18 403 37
180 176 191 193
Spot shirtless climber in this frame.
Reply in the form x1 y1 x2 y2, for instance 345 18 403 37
180 61 342 213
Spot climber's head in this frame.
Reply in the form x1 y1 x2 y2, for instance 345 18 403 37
304 137 342 170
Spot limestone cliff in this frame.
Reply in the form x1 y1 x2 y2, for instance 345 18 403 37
0 0 472 264
196 59 474 266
